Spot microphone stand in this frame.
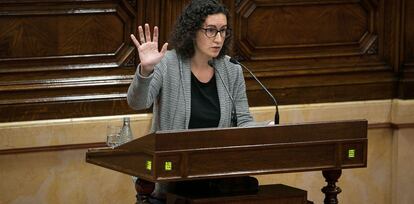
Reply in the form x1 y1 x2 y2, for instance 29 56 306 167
229 58 279 125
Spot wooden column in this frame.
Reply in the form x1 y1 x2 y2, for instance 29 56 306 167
322 170 342 204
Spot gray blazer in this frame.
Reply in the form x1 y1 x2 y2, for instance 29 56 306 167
127 50 255 132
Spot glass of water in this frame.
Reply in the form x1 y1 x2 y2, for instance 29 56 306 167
106 125 121 148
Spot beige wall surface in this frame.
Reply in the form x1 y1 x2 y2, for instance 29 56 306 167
0 99 413 204
256 128 393 204
0 150 136 204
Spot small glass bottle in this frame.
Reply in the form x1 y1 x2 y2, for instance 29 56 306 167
120 117 133 144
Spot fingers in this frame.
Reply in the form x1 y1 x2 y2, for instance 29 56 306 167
137 24 153 44
145 24 151 42
153 26 159 43
132 24 165 51
160 43 168 55
130 34 140 48
138 26 145 44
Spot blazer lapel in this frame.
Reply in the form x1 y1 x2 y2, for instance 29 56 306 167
181 57 192 128
213 60 231 127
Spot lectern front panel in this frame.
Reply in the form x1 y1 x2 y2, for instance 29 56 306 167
86 120 368 183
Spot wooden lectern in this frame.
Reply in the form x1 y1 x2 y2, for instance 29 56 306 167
86 120 367 204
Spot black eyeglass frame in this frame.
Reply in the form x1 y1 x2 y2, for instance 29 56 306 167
200 27 232 38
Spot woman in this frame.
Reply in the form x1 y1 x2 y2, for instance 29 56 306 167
127 0 258 203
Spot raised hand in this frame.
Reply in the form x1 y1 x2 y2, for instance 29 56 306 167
130 24 168 76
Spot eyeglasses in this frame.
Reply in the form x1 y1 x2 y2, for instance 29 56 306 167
201 27 231 38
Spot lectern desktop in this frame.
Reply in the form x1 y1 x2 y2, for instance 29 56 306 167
86 120 367 203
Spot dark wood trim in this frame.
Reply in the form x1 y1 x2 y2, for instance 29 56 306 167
0 142 106 155
0 98 146 122
367 123 392 129
390 122 414 129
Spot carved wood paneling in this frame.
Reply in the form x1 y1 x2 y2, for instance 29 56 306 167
0 0 412 122
234 0 381 62
160 0 191 47
399 0 414 98
0 1 136 72
403 0 414 63
0 0 140 122
0 97 135 122
229 0 395 106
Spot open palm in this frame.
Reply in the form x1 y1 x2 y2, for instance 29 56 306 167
137 41 165 67
130 24 168 75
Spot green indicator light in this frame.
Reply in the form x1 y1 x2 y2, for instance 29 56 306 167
146 160 152 171
165 161 172 171
348 149 355 158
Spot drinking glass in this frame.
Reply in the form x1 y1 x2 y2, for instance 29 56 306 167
106 125 121 148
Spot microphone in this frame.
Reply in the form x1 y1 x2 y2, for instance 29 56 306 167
208 60 238 127
229 58 279 125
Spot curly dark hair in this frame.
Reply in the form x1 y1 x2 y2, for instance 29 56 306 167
170 0 231 59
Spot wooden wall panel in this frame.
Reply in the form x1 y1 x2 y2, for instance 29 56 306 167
403 0 414 61
0 0 411 122
0 0 140 122
235 0 376 60
0 0 136 71
159 0 191 46
399 0 414 98
230 0 396 105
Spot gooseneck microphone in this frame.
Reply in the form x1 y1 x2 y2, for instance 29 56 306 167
208 60 238 127
229 58 280 125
